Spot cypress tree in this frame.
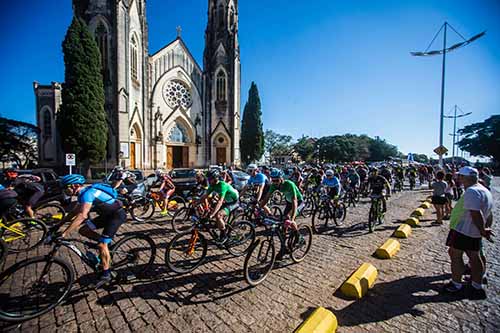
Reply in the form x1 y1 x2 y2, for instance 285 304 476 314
240 82 264 165
58 16 107 176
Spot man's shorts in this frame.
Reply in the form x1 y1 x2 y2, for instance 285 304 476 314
284 200 303 218
221 201 239 216
431 195 447 205
446 229 482 252
24 190 44 207
0 197 17 218
85 208 127 244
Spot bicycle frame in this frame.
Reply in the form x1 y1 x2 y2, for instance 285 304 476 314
0 219 26 243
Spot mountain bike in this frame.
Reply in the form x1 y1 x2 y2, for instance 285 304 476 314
0 221 156 322
393 177 404 192
0 217 47 253
148 190 186 218
243 212 312 286
311 193 346 234
165 212 255 274
119 192 155 222
0 238 6 266
368 194 385 233
344 186 359 207
409 176 416 191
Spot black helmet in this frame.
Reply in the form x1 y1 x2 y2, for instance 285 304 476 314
207 169 220 180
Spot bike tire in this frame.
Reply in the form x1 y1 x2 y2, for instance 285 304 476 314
0 238 6 267
165 231 208 274
130 197 155 222
335 202 347 224
171 207 194 234
34 203 66 225
1 218 48 253
167 196 187 217
289 224 313 263
226 220 256 257
243 238 276 286
300 197 315 218
368 205 375 233
0 255 74 322
311 204 329 234
110 234 156 279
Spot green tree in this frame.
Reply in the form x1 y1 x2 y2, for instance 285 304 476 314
264 130 292 160
58 16 107 177
240 82 264 164
457 115 500 163
0 117 39 168
294 136 315 162
368 136 399 161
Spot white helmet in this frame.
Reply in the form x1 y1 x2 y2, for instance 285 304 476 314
155 169 165 177
325 169 334 177
247 164 257 172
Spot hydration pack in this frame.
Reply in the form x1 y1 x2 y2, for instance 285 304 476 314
86 183 118 200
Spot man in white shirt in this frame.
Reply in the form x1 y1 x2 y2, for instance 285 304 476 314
444 166 493 299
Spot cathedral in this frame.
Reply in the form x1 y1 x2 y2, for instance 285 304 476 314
34 0 241 170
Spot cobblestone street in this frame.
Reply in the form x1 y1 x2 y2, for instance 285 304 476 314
1 179 499 333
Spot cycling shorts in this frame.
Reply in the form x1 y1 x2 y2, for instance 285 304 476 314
221 201 239 216
85 208 127 244
284 200 304 218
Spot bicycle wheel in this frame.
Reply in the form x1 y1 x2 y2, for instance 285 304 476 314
130 197 155 222
271 191 284 206
171 207 195 234
289 224 313 263
1 218 48 253
34 203 66 224
167 196 186 217
110 234 156 279
311 204 330 234
226 220 256 256
243 238 276 286
300 197 315 218
334 202 347 224
0 256 74 322
368 204 375 233
165 230 207 274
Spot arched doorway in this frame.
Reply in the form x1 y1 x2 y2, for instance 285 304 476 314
130 123 142 169
213 133 229 165
165 120 192 169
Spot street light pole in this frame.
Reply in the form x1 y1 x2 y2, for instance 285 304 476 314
438 23 447 167
444 105 472 165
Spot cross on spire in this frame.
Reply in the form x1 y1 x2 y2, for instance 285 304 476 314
176 26 182 38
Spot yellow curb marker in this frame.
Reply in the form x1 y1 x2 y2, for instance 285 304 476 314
295 307 338 333
411 208 425 217
406 217 420 227
374 239 401 259
420 202 431 209
340 263 378 299
393 224 412 238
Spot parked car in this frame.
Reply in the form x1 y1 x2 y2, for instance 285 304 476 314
104 169 145 184
231 170 250 191
170 168 198 196
0 168 64 205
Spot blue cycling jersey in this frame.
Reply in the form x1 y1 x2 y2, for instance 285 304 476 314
322 176 341 189
0 184 4 191
248 173 268 186
78 186 117 206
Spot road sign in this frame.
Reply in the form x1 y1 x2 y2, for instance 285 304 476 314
66 154 76 166
433 145 448 156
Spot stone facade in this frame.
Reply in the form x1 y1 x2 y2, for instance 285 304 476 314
36 0 241 169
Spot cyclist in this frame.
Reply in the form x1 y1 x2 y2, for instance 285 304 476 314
260 168 303 229
367 168 391 212
339 167 349 189
289 166 304 189
380 165 393 185
322 169 342 201
59 174 126 287
346 167 360 195
197 170 239 242
3 168 45 219
240 164 269 203
156 169 176 216
394 165 405 189
110 166 136 190
193 172 209 194
0 184 18 219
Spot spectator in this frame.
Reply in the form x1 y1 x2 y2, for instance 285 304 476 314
444 166 493 299
431 171 447 224
479 167 492 191
444 173 455 219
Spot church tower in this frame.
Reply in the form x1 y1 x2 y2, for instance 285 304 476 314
72 0 150 169
203 0 241 166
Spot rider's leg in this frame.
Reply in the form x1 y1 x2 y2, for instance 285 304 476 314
25 205 35 218
97 241 111 270
216 209 227 235
382 197 387 212
79 223 101 241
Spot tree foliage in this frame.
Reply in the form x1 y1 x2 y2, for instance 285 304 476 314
294 136 316 162
58 16 107 174
264 130 293 158
240 82 264 164
0 117 39 168
457 115 500 163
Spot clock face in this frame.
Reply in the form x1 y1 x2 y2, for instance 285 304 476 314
162 80 193 109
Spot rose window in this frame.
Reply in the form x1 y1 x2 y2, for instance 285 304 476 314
163 80 193 109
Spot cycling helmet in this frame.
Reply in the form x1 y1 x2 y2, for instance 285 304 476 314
207 169 220 180
247 164 257 172
325 169 334 177
61 174 85 186
4 168 18 178
269 168 284 179
114 165 124 172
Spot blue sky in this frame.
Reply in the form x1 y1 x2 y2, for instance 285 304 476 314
1 0 499 159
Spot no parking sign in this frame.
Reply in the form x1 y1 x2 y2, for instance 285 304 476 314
66 153 76 174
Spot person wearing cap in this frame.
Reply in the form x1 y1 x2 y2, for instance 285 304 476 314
240 164 269 203
444 166 494 299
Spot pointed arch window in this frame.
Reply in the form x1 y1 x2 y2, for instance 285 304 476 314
167 122 190 143
131 35 138 81
216 71 227 101
43 109 52 137
95 22 108 79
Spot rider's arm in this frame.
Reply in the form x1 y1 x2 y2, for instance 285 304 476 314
61 203 92 237
255 184 265 202
259 190 271 208
210 196 225 219
113 179 123 189
385 178 392 195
